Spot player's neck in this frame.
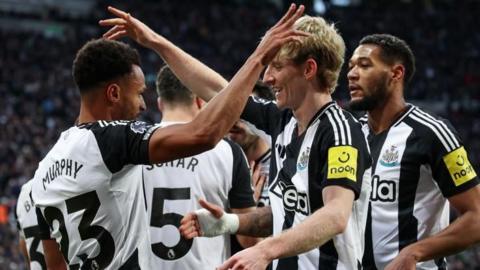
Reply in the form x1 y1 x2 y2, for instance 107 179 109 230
368 94 407 134
78 101 111 124
245 137 270 162
161 109 196 122
293 91 332 134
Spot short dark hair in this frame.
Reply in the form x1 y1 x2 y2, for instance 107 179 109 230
360 34 416 85
155 65 194 106
253 81 274 101
73 39 141 93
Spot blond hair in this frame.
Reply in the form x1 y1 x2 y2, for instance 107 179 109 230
275 15 345 94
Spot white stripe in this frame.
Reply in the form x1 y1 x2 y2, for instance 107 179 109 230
411 110 457 150
414 108 459 148
408 114 452 152
326 111 340 146
334 106 352 145
330 107 347 145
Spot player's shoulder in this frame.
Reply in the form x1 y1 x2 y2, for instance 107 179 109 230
406 105 460 151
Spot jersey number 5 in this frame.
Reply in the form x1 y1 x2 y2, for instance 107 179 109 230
150 187 193 260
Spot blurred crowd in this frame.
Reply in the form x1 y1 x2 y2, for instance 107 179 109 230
0 0 478 268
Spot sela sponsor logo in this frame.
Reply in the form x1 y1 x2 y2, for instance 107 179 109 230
327 146 358 181
443 146 477 186
380 145 399 167
297 147 310 171
371 175 396 202
270 177 309 216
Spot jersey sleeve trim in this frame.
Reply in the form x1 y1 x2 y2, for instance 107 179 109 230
409 108 460 152
325 106 353 146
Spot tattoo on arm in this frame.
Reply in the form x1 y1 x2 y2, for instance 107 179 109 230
238 206 273 237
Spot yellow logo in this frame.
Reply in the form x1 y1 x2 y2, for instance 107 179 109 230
327 146 358 181
443 146 477 186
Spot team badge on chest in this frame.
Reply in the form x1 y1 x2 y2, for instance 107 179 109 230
380 145 399 167
297 147 310 171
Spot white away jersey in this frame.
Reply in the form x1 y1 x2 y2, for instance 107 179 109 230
16 180 46 270
143 122 255 270
361 105 479 270
31 120 161 270
241 97 372 270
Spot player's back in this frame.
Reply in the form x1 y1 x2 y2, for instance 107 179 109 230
31 121 156 269
16 180 46 270
143 122 252 270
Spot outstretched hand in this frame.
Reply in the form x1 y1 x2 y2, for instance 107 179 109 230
253 3 309 66
99 6 159 48
179 199 225 239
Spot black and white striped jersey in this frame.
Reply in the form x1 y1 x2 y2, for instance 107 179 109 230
143 122 255 270
31 120 161 270
241 97 372 270
360 105 479 270
16 180 46 270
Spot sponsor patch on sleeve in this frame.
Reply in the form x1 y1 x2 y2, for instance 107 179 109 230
327 146 358 182
443 146 477 186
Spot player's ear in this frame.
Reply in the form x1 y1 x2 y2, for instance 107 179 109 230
304 58 318 81
391 64 405 83
106 83 121 103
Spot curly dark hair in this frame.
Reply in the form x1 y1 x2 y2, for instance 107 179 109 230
73 39 141 93
360 34 416 85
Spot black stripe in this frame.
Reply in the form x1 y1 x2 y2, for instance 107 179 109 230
330 107 348 145
415 108 459 148
326 110 342 146
362 202 377 270
332 106 352 145
119 248 140 270
398 132 421 250
318 239 338 270
410 110 453 151
434 257 447 269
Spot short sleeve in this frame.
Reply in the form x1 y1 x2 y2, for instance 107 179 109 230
225 139 256 209
428 120 479 197
241 96 282 136
88 121 161 173
318 115 370 200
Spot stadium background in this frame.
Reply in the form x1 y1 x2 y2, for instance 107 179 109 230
0 0 478 268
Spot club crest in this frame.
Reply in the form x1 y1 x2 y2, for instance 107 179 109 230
297 147 310 171
380 145 399 167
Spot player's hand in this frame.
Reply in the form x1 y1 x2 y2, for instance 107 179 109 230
99 6 158 48
250 161 267 203
384 247 418 270
252 3 309 66
179 198 225 239
217 245 270 270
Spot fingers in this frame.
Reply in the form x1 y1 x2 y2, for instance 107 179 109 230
217 257 237 270
102 25 126 39
198 198 224 219
107 6 129 19
98 18 127 27
179 213 201 238
272 3 297 28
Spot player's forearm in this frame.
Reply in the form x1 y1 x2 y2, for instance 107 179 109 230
401 209 480 262
189 55 264 145
258 203 349 260
237 206 273 237
148 34 227 101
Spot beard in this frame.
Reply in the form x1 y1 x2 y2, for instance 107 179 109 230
348 76 389 111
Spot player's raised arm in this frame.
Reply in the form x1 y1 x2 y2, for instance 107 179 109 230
100 4 308 163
